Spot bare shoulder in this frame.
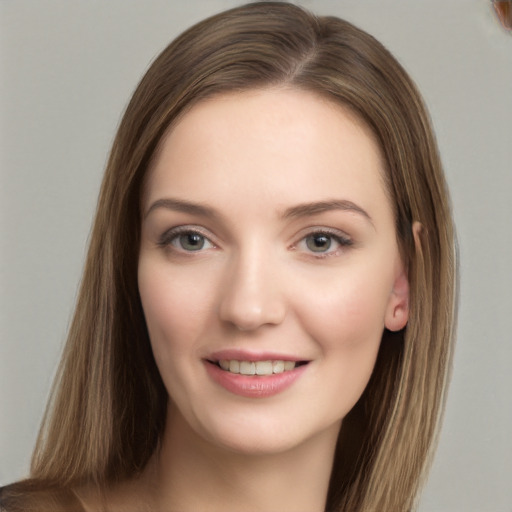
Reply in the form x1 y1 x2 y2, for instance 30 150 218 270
0 481 85 512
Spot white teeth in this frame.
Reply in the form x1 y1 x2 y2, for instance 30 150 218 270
218 359 298 375
284 361 295 371
272 360 284 374
239 361 255 375
255 361 273 375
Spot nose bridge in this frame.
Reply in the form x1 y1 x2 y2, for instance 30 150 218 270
218 238 286 331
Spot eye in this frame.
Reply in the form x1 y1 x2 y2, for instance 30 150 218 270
297 229 353 256
305 233 333 253
173 232 211 251
159 227 215 253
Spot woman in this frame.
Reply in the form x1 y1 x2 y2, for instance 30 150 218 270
0 2 457 511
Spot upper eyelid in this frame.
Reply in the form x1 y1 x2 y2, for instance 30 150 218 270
291 226 352 243
161 225 213 237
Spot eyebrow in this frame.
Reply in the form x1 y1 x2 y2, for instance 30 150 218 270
144 198 218 220
282 199 374 226
145 197 373 226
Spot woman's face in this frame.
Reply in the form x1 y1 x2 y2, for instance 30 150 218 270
138 88 409 455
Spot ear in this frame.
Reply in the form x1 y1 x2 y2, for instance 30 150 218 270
384 263 410 332
384 221 421 332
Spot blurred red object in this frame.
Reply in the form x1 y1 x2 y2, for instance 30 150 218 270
493 1 512 30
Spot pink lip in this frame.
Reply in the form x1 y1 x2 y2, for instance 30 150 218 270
207 349 303 363
204 359 308 398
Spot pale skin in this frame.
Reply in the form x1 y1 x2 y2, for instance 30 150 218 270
79 87 409 512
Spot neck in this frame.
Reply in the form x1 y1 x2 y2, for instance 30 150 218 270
149 406 340 512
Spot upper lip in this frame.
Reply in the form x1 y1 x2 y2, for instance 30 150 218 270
206 349 307 363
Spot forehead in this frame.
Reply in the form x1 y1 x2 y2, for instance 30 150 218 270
144 88 391 223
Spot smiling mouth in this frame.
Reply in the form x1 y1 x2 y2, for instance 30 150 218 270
209 359 309 376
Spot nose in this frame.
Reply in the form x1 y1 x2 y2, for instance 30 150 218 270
218 249 286 331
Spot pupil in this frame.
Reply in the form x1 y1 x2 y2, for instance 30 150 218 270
307 234 331 252
180 233 204 251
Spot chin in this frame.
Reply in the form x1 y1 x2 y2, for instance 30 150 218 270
188 405 344 458
209 429 302 456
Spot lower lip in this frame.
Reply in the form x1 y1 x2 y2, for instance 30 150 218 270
205 361 308 398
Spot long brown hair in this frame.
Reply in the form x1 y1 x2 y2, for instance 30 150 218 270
5 3 457 511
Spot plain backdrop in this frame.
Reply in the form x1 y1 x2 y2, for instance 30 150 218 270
1 1 511 511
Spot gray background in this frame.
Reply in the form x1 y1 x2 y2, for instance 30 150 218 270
1 1 511 510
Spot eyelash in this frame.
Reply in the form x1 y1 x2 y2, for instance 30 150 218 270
157 226 353 259
293 228 353 259
157 226 215 252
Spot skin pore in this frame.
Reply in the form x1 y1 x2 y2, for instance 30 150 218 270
82 88 410 512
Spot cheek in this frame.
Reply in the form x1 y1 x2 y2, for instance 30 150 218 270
292 268 392 416
293 263 393 354
137 259 214 362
